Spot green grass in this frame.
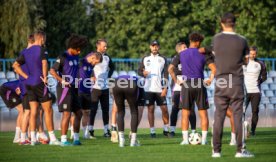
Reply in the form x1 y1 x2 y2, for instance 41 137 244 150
0 128 276 162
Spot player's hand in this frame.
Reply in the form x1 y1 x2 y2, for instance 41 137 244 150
161 89 167 97
40 76 48 84
176 79 184 85
204 79 212 86
143 70 150 77
15 87 21 95
91 77 96 82
61 80 71 87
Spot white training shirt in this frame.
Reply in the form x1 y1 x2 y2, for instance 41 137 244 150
173 63 182 92
92 54 111 90
142 54 168 93
243 59 262 93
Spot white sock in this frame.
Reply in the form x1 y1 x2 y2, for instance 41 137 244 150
191 129 196 133
150 127 155 134
231 132 236 142
70 126 74 134
88 125 93 131
31 131 36 142
111 124 116 127
163 124 169 132
40 132 48 140
61 135 67 143
49 131 57 141
118 131 124 142
82 126 87 134
15 127 21 139
104 124 109 133
131 133 137 144
202 131 208 143
170 126 176 132
74 133 80 141
20 132 26 142
182 131 188 143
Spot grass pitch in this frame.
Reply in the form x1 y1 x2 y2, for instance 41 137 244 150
0 128 275 162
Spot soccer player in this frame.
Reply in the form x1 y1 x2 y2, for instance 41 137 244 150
89 39 115 138
50 34 88 146
211 13 254 158
168 32 216 145
169 42 197 137
138 40 170 138
78 52 103 139
112 75 141 147
13 31 60 145
243 46 267 136
110 82 145 143
0 80 23 143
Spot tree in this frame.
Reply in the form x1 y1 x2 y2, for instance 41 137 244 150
0 0 46 58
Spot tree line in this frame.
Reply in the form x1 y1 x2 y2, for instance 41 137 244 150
0 0 275 59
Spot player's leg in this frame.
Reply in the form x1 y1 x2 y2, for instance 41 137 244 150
125 86 139 147
198 109 208 144
189 105 196 133
36 107 49 144
14 104 23 143
212 87 229 156
250 93 261 136
99 89 110 137
89 89 100 138
181 109 190 144
113 84 125 146
72 109 82 145
110 101 118 143
226 107 236 145
19 95 30 144
170 91 180 136
82 109 90 138
29 101 39 144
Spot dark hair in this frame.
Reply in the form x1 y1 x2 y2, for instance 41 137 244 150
96 39 107 46
28 34 35 43
94 52 103 62
189 32 204 42
250 46 258 52
221 12 236 27
66 34 88 50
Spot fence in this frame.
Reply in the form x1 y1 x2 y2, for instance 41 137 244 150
0 58 276 72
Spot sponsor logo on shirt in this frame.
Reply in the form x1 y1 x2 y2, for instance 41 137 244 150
69 61 73 66
12 98 16 102
56 59 60 63
63 104 67 109
83 66 87 71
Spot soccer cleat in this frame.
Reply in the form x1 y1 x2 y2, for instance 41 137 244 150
19 140 31 145
89 130 96 139
38 138 49 144
103 130 111 137
150 133 156 138
49 140 61 145
111 131 118 143
212 152 221 158
73 140 82 146
13 138 20 143
130 140 140 147
235 150 254 158
180 140 189 145
119 138 125 147
60 141 72 147
31 141 39 146
163 131 169 137
169 131 175 138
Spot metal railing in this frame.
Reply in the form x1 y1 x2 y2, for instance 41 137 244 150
1 58 276 72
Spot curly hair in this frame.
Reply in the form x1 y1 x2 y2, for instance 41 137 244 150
189 32 204 43
66 34 88 50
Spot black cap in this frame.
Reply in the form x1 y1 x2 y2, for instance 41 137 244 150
150 40 159 46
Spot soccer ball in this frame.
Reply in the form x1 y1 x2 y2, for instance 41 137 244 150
188 133 202 145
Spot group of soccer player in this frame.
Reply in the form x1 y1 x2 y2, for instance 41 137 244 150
0 12 267 158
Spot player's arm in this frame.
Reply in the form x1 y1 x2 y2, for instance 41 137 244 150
108 56 115 78
50 55 70 86
161 58 169 97
168 55 180 84
205 54 216 86
12 55 28 79
259 61 267 85
41 48 48 83
138 56 148 77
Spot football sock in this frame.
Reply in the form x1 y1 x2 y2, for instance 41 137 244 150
150 127 155 134
182 131 188 143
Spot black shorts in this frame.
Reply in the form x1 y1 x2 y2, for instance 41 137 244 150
56 84 80 112
26 82 52 103
22 94 30 110
0 86 21 109
144 92 167 106
79 93 92 110
180 80 209 110
137 88 145 106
